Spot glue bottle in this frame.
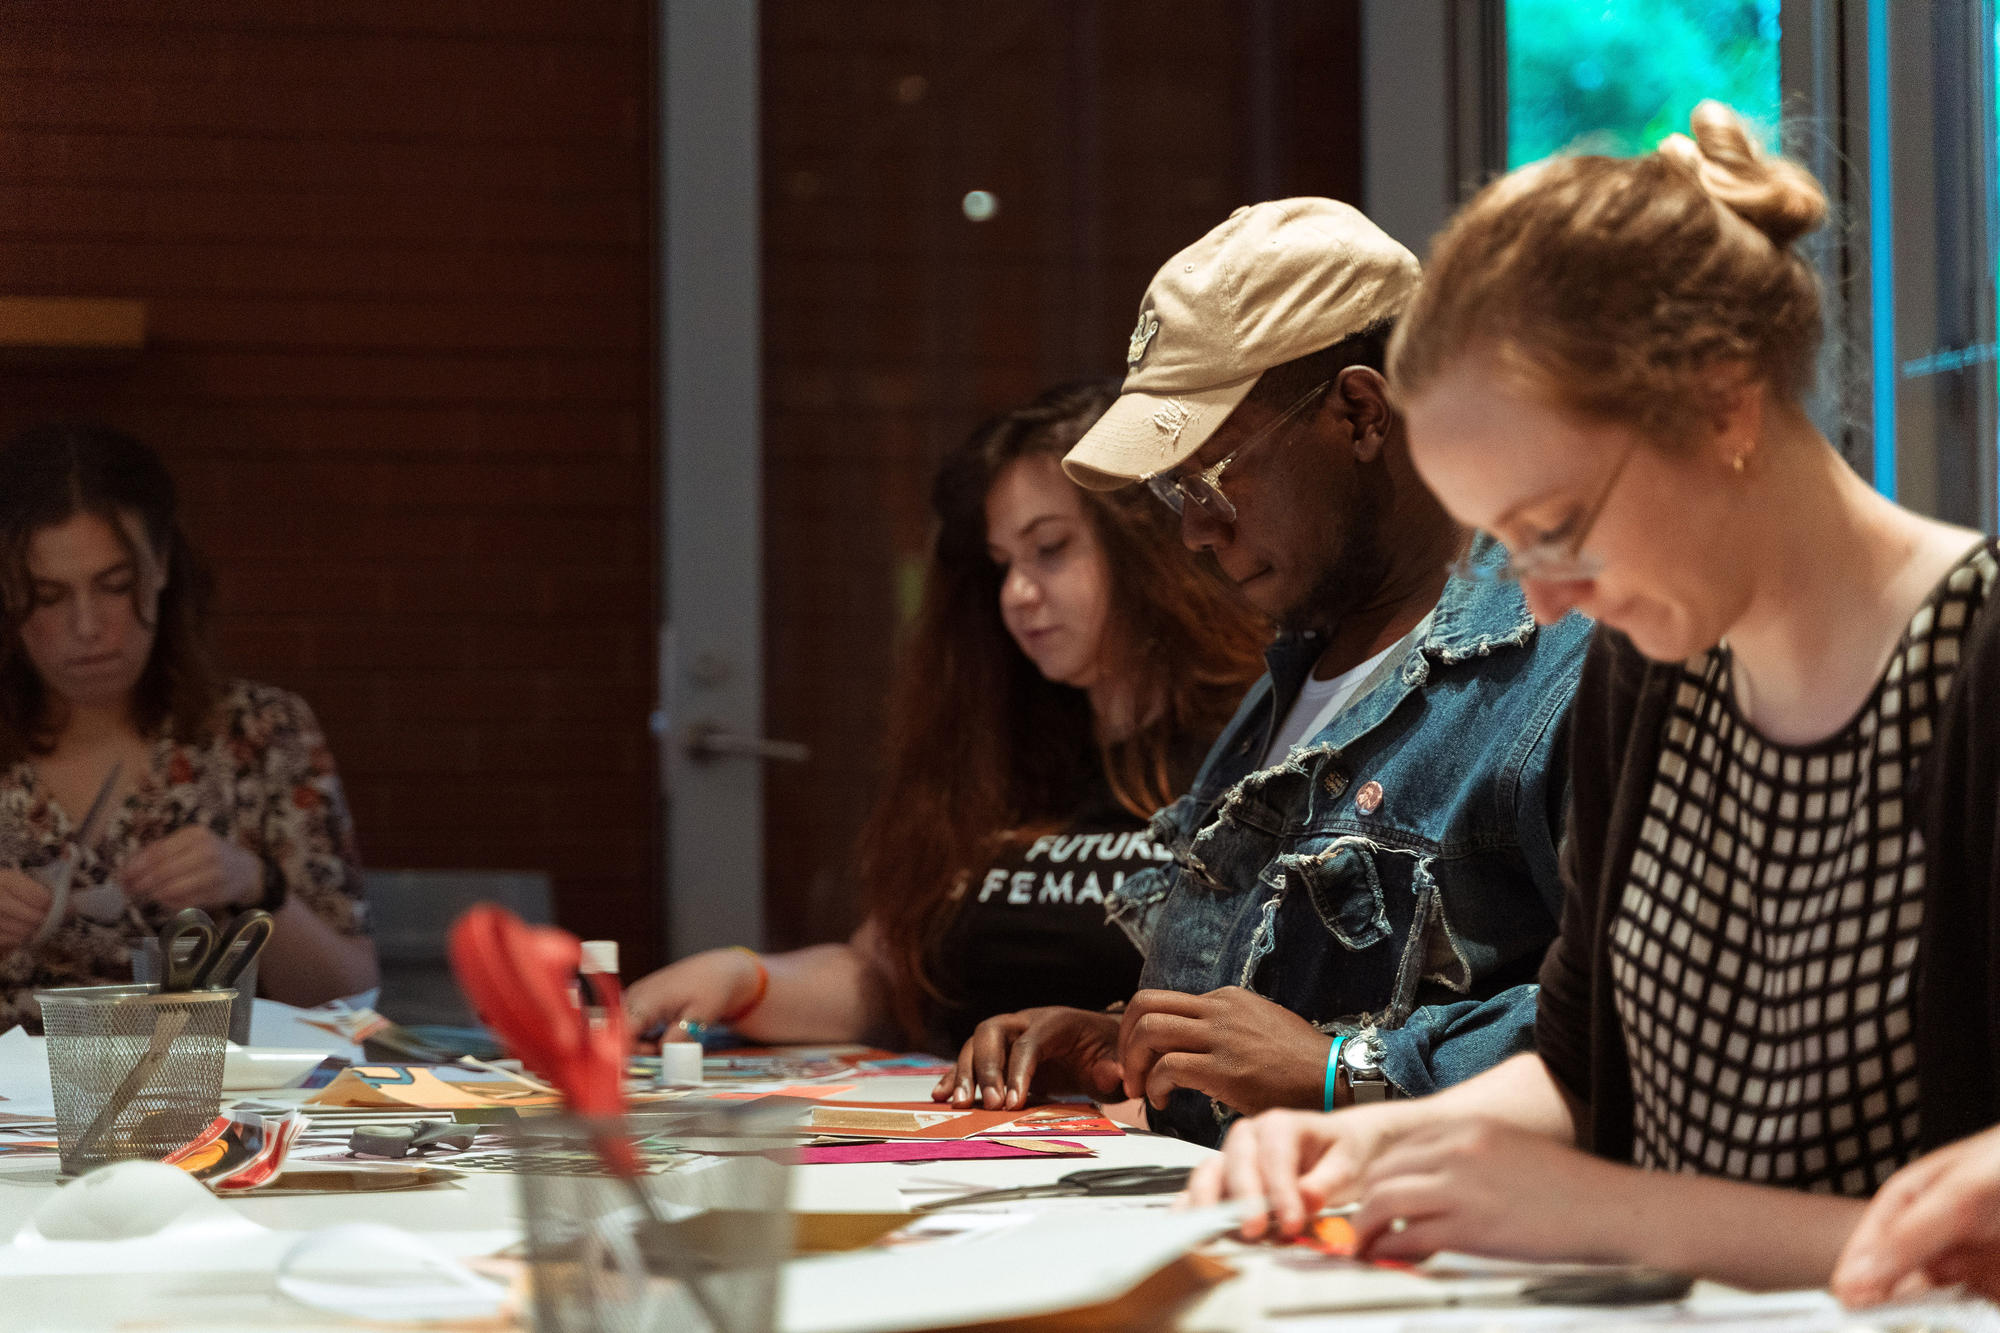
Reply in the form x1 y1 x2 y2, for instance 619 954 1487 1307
579 939 624 1022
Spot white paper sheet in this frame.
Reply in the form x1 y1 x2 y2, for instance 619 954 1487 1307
0 1028 54 1120
778 1203 1238 1333
247 999 368 1062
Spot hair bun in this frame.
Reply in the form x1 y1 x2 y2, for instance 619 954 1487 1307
1658 100 1826 249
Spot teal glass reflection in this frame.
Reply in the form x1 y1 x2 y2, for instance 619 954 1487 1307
1508 0 1782 165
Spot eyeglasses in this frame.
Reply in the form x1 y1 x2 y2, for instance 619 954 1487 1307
1142 382 1331 523
1452 445 1635 584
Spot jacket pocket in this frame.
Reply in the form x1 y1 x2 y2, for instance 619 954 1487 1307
1282 838 1391 951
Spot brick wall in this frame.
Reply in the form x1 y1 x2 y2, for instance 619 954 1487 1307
760 0 1363 947
0 4 660 967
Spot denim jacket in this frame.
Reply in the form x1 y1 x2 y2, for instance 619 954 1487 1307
1113 538 1592 1144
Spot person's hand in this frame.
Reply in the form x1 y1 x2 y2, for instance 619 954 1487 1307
118 826 262 913
625 948 764 1041
1117 986 1331 1114
1833 1124 2000 1306
0 868 52 954
932 1006 1123 1110
1345 1119 1624 1263
1184 1102 1421 1239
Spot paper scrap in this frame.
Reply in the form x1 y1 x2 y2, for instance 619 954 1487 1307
798 1138 1094 1166
307 1065 559 1111
709 1083 858 1102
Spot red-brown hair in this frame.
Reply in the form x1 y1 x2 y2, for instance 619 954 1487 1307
856 381 1269 1042
1389 100 1829 442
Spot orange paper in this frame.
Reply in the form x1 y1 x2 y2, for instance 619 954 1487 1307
306 1065 561 1110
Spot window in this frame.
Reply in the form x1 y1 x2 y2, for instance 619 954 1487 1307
1506 0 1782 165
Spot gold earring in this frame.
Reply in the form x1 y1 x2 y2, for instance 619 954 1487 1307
1731 452 1748 475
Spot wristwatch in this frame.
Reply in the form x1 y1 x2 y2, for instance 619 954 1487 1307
1338 1029 1392 1104
255 858 288 913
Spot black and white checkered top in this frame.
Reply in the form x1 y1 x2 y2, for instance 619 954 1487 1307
1610 541 1998 1196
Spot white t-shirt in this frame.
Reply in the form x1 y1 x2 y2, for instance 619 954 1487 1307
1261 644 1397 768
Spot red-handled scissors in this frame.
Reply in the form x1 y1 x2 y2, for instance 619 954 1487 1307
448 905 637 1174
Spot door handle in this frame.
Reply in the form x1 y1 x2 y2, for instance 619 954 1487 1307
681 719 810 765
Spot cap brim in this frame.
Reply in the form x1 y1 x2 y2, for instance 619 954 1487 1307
1061 374 1260 491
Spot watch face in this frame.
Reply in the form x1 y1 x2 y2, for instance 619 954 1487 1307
1342 1035 1384 1076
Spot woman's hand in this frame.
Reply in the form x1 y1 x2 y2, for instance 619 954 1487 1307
934 1006 1123 1109
625 948 765 1042
1348 1120 1628 1263
1833 1124 2000 1306
119 826 262 913
0 868 53 953
1184 1102 1424 1239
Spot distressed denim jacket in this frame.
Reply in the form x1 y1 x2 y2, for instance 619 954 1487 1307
1113 538 1592 1145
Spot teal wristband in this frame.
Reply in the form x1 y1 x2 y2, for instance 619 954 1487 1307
1322 1035 1348 1112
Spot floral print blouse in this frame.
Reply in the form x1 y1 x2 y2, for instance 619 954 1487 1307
0 680 370 1032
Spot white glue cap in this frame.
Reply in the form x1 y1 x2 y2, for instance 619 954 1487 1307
580 940 620 975
659 1042 702 1086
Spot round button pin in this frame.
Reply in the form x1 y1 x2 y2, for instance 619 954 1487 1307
1354 780 1384 815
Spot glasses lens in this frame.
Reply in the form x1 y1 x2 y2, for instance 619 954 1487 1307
1182 475 1235 523
1143 474 1186 514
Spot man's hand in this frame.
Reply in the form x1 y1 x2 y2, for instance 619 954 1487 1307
0 868 52 954
1834 1123 2000 1306
932 1006 1123 1110
120 826 263 913
1117 986 1332 1114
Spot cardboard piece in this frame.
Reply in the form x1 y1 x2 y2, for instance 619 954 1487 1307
306 1065 560 1111
797 1138 1094 1166
803 1100 1123 1140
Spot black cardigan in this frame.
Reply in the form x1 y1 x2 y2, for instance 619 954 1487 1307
1537 595 2000 1163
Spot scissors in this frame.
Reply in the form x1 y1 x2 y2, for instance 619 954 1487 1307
912 1164 1194 1213
23 761 124 949
156 907 275 993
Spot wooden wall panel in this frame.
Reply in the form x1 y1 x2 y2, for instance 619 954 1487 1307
760 1 1365 948
0 3 660 969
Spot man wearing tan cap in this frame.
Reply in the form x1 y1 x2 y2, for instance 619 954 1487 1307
935 199 1592 1146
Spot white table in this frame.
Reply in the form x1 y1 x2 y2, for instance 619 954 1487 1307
0 1068 1226 1332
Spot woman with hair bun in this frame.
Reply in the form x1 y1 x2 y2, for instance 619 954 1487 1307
0 423 378 1030
1189 102 2000 1289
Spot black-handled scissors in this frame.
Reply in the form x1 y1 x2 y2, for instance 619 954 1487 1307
912 1164 1193 1213
157 907 275 993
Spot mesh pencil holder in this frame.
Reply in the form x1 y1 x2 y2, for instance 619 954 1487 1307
515 1107 795 1333
36 984 232 1174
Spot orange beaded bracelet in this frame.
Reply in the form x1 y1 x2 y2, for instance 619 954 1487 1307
720 946 769 1023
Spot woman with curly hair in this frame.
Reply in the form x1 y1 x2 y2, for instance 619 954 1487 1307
0 423 377 1030
627 381 1267 1053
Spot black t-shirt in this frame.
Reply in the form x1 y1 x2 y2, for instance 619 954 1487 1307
926 791 1170 1051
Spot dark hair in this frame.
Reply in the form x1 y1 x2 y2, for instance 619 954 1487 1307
856 381 1270 1040
0 424 221 764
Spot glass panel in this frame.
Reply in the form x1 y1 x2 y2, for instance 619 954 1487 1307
1877 0 2000 526
1507 0 1782 164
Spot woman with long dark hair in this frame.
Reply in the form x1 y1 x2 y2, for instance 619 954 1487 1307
0 424 377 1030
626 381 1268 1052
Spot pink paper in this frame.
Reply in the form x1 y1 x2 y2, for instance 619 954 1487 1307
708 1083 858 1102
798 1138 1093 1165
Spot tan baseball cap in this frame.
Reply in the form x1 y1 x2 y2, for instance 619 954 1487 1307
1063 197 1420 491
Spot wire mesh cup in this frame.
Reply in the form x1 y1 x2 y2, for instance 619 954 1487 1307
37 984 232 1174
515 1103 796 1333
